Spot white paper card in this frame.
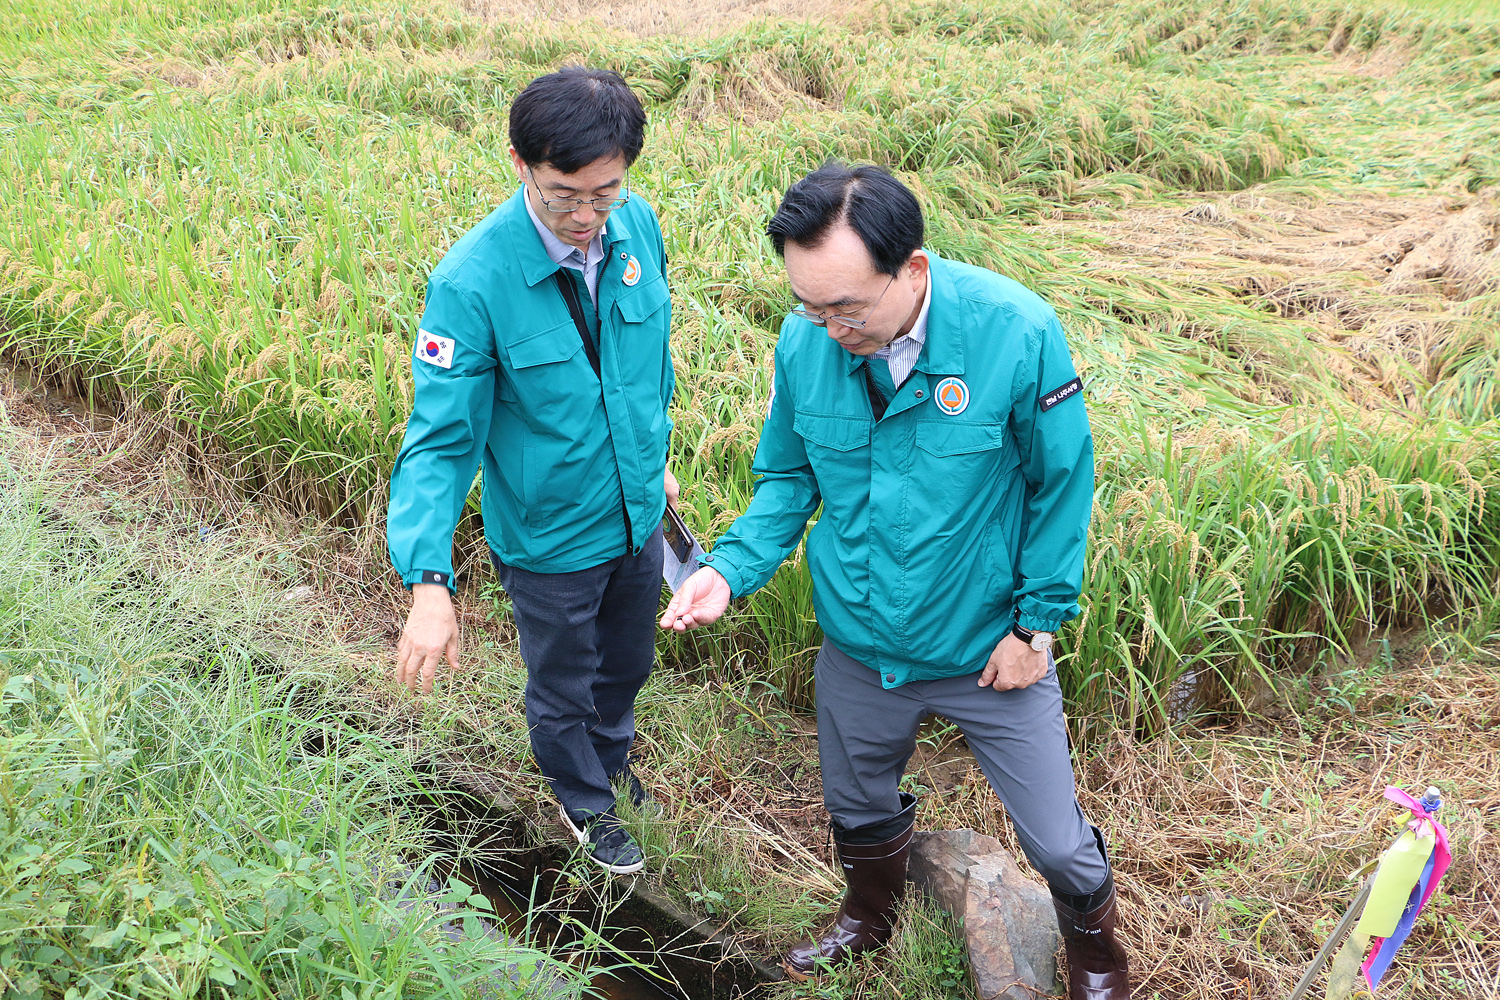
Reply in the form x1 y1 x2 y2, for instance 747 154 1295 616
661 515 707 595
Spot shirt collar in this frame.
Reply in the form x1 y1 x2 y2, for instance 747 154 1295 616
522 184 606 268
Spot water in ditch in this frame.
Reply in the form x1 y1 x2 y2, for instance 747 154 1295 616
464 865 684 1000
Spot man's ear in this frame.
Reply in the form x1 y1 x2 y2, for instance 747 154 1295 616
508 147 527 183
907 249 930 284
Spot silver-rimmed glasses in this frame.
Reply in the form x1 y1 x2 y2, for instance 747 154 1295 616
790 275 896 329
527 170 630 214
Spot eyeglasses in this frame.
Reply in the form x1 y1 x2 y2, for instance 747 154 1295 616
527 170 630 214
790 275 896 330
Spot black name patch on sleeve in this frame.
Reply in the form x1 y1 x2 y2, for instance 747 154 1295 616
1039 376 1084 412
420 571 451 586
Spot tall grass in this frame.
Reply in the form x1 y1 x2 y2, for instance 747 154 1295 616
0 451 596 998
2 0 1499 732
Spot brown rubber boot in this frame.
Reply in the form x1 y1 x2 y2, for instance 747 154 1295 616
782 798 916 981
1053 870 1130 1000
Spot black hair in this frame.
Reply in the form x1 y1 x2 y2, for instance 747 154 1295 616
509 67 647 174
765 161 924 277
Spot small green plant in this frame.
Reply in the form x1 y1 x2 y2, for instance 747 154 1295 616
479 578 513 622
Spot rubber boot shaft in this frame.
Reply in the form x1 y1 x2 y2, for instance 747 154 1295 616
1053 870 1131 1000
783 795 917 979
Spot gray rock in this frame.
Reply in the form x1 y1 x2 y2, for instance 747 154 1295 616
909 830 1062 1000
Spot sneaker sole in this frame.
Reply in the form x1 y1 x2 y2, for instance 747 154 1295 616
558 801 645 876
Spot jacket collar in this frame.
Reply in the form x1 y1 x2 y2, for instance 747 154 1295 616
503 187 635 288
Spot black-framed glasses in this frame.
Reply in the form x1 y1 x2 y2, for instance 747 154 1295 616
527 170 630 214
790 275 896 329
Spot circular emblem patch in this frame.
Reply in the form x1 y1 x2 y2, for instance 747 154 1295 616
934 377 969 415
622 255 641 286
424 341 441 357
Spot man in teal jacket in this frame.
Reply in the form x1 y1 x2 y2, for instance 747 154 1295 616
662 163 1130 998
389 68 675 875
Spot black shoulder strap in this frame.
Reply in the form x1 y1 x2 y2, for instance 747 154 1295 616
861 361 889 421
552 269 601 378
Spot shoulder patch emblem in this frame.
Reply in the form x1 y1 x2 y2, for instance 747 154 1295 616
622 255 641 286
416 329 455 369
1039 376 1083 412
934 376 969 415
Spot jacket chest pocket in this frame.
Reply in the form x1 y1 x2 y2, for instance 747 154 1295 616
794 411 870 497
913 419 1016 513
612 274 669 325
499 321 589 405
608 275 671 387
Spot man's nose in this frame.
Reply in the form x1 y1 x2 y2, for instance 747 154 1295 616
571 204 599 225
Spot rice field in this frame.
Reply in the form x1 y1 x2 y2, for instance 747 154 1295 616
3 0 1500 735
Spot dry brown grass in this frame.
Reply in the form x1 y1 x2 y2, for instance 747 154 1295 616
456 0 861 37
0 363 410 658
1043 188 1500 408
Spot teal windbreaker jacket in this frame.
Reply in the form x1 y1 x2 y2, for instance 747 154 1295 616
387 189 674 588
704 253 1093 688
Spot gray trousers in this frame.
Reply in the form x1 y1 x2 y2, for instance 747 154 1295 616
815 640 1109 895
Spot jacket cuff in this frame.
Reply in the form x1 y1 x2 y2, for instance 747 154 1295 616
700 550 746 599
1017 610 1067 633
403 570 457 594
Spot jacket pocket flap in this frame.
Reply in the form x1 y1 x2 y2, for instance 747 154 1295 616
615 275 670 323
506 322 584 369
915 420 1008 457
794 411 870 451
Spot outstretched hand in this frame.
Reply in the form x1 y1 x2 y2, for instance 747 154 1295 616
659 567 731 631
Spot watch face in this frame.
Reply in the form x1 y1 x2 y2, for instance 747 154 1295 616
1030 634 1053 652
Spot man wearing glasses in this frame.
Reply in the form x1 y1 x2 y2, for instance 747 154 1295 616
661 163 1130 997
389 67 676 875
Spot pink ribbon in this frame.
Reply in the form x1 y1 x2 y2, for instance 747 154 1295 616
1381 785 1451 913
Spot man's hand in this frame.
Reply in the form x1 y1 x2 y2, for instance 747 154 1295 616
978 633 1049 691
396 584 460 695
659 567 730 631
664 467 680 512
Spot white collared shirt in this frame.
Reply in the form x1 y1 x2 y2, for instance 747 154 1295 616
872 257 933 387
523 187 607 305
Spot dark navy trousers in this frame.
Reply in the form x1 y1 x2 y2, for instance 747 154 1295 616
491 527 664 821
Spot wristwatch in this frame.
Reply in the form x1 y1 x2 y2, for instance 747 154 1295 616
1011 623 1055 653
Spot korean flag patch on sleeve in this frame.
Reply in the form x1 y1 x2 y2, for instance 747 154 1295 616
415 329 455 369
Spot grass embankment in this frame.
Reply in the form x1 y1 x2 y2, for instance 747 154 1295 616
2 0 1500 996
0 379 608 999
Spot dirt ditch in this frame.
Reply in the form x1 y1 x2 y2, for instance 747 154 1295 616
0 364 779 998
